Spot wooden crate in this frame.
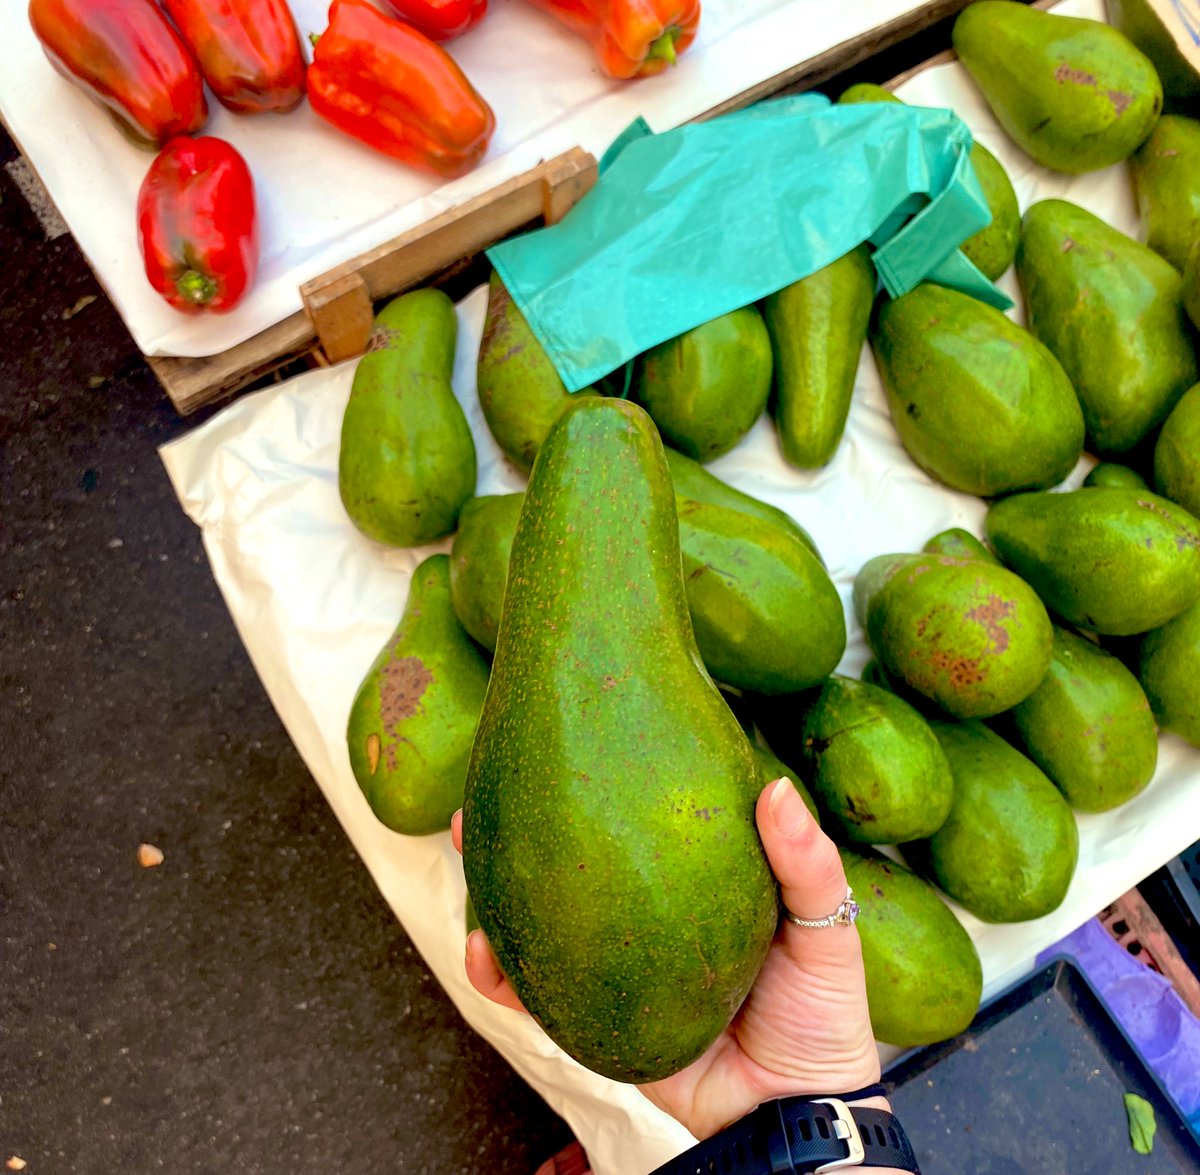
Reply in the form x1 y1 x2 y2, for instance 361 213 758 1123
149 0 982 416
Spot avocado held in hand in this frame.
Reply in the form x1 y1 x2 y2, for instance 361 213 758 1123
339 288 476 546
840 847 982 1047
634 306 772 463
346 554 490 835
953 1 1162 174
462 397 777 1084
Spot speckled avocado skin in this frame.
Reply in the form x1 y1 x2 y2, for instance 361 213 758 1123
1139 600 1200 745
338 289 476 546
762 245 876 469
1154 383 1200 518
953 1 1162 174
1008 624 1158 812
634 306 773 463
837 85 1020 280
853 552 1054 718
1131 115 1200 273
799 676 954 844
346 555 490 835
449 493 523 652
462 398 777 1084
986 486 1200 635
476 270 596 474
1018 199 1197 454
907 720 1079 923
871 283 1084 496
839 847 982 1047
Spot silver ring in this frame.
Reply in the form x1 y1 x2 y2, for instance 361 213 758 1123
783 886 860 929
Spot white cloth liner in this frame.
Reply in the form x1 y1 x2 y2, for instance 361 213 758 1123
159 1 1200 1170
1 0 946 359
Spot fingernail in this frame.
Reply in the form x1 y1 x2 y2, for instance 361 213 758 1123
769 777 809 837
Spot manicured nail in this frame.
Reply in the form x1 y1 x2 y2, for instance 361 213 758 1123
769 777 809 837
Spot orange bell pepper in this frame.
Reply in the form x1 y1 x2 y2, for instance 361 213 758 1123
308 0 495 178
522 0 700 79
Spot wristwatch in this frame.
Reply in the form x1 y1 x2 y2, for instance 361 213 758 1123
650 1091 921 1174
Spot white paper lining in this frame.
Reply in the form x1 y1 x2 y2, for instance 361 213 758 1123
159 2 1200 1169
2 0 946 359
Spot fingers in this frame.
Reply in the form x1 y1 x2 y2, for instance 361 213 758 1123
465 929 528 1014
756 778 852 926
451 809 463 855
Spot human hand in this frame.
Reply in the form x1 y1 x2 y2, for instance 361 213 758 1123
452 776 884 1142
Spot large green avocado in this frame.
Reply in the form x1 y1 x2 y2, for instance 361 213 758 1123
1130 115 1200 273
839 847 983 1048
1139 600 1200 745
953 1 1163 174
854 552 1054 718
338 289 476 546
634 306 773 463
1017 199 1197 454
907 720 1079 923
871 283 1084 496
986 486 1200 635
462 398 777 1084
346 555 490 835
762 245 876 469
796 676 954 844
476 270 596 474
837 84 1020 280
1154 383 1200 518
1007 624 1158 812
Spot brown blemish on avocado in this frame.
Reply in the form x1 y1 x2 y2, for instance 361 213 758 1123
380 656 434 729
1107 90 1132 115
964 595 1015 654
365 733 382 776
366 325 403 353
1054 64 1097 87
928 649 985 686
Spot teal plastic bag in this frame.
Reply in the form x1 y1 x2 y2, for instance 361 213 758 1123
488 95 1010 393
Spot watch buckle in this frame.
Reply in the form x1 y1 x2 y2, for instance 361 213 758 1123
810 1098 866 1173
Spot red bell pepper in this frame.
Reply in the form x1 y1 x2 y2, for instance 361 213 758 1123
308 0 495 179
378 0 487 41
160 0 307 114
136 136 259 314
521 0 700 79
28 0 208 148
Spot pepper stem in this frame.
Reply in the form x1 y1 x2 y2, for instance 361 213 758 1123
646 28 679 67
176 268 218 307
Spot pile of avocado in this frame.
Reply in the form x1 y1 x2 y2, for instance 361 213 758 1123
333 1 1200 1081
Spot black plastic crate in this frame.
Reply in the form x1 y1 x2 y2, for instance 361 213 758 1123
1141 839 1200 980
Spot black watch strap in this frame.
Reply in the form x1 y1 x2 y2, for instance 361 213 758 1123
650 1095 921 1174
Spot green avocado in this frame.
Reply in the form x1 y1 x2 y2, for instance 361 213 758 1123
838 83 1020 280
1007 624 1158 812
677 499 845 694
338 289 476 547
923 528 999 565
1106 0 1200 107
953 1 1163 174
448 493 523 652
1154 383 1200 517
461 398 777 1084
476 270 596 474
1084 462 1150 490
634 306 772 463
839 847 983 1047
854 551 1054 718
346 555 490 835
871 283 1084 496
986 486 1200 635
798 676 954 844
762 245 876 468
907 720 1079 923
751 741 820 823
1131 115 1200 272
1017 199 1197 454
1139 600 1200 744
